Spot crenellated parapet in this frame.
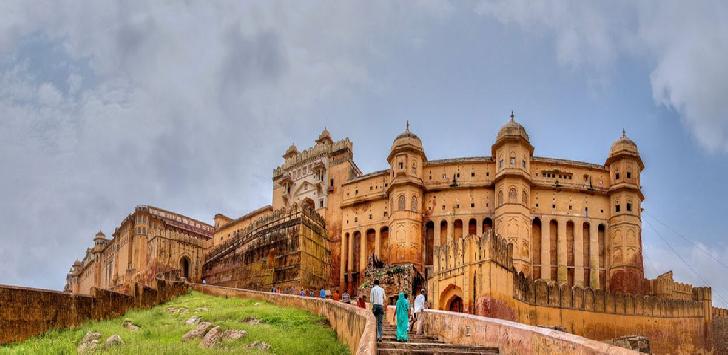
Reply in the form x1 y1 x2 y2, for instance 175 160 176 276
512 271 707 318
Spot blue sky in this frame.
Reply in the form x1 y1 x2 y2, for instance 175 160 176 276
0 1 726 306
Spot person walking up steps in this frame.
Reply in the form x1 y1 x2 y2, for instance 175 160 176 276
395 292 409 342
370 279 386 342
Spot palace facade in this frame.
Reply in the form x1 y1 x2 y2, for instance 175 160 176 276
65 205 212 294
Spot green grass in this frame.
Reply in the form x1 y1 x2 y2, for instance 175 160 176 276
1 291 349 355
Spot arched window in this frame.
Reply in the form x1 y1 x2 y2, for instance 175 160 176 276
498 190 504 206
509 187 517 202
411 195 418 212
398 195 406 211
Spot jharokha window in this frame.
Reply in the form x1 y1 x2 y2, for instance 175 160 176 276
398 195 406 210
411 195 418 212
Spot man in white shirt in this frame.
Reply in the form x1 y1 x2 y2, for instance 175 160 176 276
370 279 386 341
413 289 426 323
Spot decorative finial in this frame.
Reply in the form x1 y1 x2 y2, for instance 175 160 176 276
406 120 410 132
510 111 515 121
622 128 626 138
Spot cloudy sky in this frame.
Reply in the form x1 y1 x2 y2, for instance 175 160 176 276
1 1 727 305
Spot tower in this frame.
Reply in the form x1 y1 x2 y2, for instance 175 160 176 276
492 113 534 277
386 122 426 269
605 130 645 293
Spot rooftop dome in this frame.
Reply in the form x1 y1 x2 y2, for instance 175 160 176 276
316 127 333 144
94 231 106 240
283 143 298 158
73 260 82 266
610 130 640 156
388 121 425 160
496 112 530 143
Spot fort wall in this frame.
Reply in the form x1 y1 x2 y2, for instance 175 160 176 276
192 283 376 355
431 232 713 354
0 278 188 345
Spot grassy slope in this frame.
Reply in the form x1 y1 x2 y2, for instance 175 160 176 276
1 291 349 355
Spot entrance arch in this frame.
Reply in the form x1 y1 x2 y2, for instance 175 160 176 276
447 296 464 313
438 284 464 312
180 256 191 280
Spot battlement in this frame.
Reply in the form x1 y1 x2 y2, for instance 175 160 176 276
513 272 707 318
273 138 353 178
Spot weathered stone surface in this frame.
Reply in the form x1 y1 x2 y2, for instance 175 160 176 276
200 326 222 348
185 316 201 325
182 321 213 341
167 306 188 314
122 319 140 331
241 316 262 325
105 334 123 347
248 340 271 351
605 335 650 353
222 329 247 340
194 307 209 312
77 331 101 353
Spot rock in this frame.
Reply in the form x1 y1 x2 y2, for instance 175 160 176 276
182 321 213 341
248 340 271 351
200 326 222 348
122 319 140 331
105 334 123 347
167 306 188 314
77 331 101 353
254 302 261 306
194 307 209 312
185 316 201 325
241 316 262 325
222 329 247 340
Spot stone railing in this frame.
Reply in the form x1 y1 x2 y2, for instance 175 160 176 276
192 284 376 355
0 278 188 345
416 309 637 355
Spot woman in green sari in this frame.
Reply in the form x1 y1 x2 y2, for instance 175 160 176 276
395 292 409 342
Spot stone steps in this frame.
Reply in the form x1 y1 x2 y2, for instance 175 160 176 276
377 326 499 355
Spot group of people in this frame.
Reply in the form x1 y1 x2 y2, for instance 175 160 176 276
270 281 428 342
370 280 427 342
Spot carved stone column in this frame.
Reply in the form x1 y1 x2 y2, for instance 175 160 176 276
575 220 584 287
590 223 600 289
557 218 567 283
375 228 381 258
541 218 550 280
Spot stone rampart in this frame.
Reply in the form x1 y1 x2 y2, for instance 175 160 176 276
0 278 188 345
417 309 637 355
192 283 376 355
513 272 707 318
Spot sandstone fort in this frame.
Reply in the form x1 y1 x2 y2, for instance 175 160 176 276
43 115 728 353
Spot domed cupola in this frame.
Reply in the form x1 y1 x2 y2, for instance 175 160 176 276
492 112 533 157
283 143 299 159
94 230 106 241
316 127 333 145
387 121 426 163
496 112 530 143
606 130 643 168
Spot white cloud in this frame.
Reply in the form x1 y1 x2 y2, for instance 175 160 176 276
475 0 728 152
0 0 454 289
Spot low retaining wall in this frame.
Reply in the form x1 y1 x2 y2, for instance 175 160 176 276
0 279 188 345
417 309 638 355
192 284 376 355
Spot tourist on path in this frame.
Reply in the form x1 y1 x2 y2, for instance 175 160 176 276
342 290 350 304
333 289 341 301
357 295 366 309
395 292 409 342
370 279 386 342
413 288 426 324
320 288 326 299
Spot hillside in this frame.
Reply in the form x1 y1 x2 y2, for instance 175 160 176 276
1 291 349 354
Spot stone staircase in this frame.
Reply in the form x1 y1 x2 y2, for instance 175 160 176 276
377 324 499 354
